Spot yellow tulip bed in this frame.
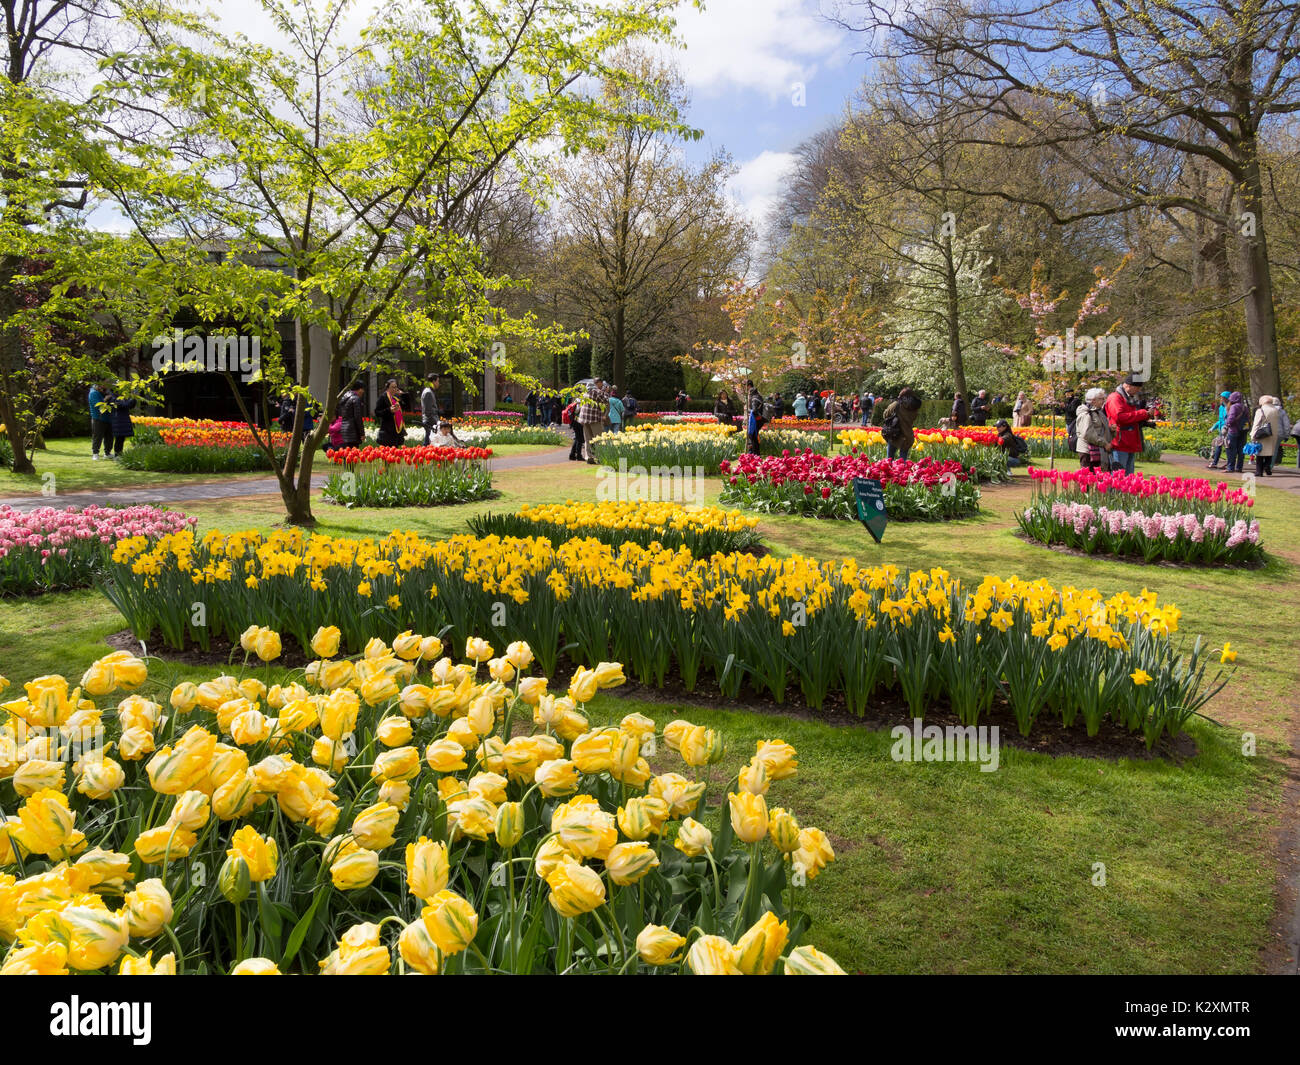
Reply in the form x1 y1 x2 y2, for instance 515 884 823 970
99 530 1231 745
467 501 762 556
0 641 843 975
589 426 741 470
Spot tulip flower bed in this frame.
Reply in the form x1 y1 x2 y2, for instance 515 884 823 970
1017 469 1262 565
123 418 296 473
321 446 494 507
1026 468 1255 521
589 427 741 471
0 505 196 596
467 501 762 556
838 428 1010 483
0 642 844 975
720 452 981 521
624 422 739 436
770 418 833 431
100 531 1230 745
760 429 831 456
472 424 569 445
450 417 569 445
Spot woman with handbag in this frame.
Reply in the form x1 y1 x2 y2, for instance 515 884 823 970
1074 388 1114 469
1249 395 1282 476
1013 391 1034 427
374 378 405 446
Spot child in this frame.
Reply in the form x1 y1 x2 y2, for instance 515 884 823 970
746 397 765 455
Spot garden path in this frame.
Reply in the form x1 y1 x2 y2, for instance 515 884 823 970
0 446 574 512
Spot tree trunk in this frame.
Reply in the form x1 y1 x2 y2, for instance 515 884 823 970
0 376 36 475
0 261 36 475
942 240 967 399
1238 145 1281 399
613 304 626 392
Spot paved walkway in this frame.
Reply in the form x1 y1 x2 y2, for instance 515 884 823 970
4 445 1296 511
0 446 574 512
1157 449 1300 495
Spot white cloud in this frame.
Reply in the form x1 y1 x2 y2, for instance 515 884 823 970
728 149 798 229
673 0 847 99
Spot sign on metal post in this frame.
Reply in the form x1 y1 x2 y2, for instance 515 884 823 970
852 477 888 543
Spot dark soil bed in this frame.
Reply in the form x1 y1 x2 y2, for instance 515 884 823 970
113 627 1201 762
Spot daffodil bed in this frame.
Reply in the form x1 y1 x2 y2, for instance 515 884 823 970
0 641 844 975
99 531 1231 745
466 501 762 557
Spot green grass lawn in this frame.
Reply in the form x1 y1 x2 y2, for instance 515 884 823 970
0 437 562 496
1 449 1294 973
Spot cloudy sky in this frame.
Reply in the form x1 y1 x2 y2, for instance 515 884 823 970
173 0 870 233
670 0 865 231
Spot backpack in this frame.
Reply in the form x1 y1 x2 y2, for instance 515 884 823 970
880 403 903 442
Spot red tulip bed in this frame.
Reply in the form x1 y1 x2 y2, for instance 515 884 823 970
322 445 494 507
1016 468 1263 565
719 451 980 520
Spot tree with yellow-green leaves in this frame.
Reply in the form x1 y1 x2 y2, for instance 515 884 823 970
0 1 176 476
94 0 690 525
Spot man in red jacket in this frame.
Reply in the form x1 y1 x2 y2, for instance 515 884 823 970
1104 376 1152 475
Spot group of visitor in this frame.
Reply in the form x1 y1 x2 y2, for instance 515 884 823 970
1206 390 1294 476
525 390 571 426
87 381 136 460
564 379 628 463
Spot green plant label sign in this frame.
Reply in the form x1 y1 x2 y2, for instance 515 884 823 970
852 477 888 543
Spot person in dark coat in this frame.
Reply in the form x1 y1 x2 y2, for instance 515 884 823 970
994 418 1030 467
969 390 991 426
278 393 296 432
107 390 135 459
338 381 366 446
88 381 113 460
881 388 923 459
1063 389 1082 453
1223 390 1249 473
374 378 405 446
950 391 967 427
